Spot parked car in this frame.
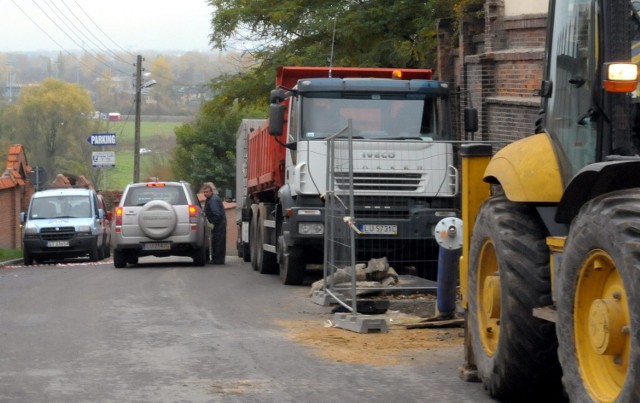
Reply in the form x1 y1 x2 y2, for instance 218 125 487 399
111 181 209 268
21 187 109 265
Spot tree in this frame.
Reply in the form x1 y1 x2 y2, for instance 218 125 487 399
172 101 262 194
207 0 456 69
2 78 95 180
173 0 464 196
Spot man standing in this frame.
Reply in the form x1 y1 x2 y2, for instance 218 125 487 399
201 182 226 264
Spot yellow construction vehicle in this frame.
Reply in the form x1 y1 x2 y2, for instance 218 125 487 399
459 0 640 401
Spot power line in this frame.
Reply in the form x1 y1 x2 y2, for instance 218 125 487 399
65 0 137 61
25 0 132 76
52 0 133 66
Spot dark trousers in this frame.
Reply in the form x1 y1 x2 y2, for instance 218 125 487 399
210 221 226 264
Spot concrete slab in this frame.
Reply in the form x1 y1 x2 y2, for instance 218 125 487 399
333 312 389 333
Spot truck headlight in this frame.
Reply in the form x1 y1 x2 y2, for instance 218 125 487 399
299 222 324 235
77 225 91 233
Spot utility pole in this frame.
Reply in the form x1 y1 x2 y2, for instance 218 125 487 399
133 55 142 183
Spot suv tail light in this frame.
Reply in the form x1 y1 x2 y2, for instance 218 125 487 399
114 207 123 231
188 205 198 230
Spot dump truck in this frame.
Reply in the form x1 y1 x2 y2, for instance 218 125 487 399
236 66 458 285
459 0 640 401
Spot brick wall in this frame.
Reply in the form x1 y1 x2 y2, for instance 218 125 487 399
438 2 547 145
0 144 34 249
0 189 22 248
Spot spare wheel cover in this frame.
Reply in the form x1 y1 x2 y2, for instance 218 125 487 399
138 200 177 240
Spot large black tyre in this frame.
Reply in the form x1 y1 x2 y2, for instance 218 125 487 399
113 250 127 268
278 234 305 285
249 204 259 271
257 203 278 274
468 196 563 400
556 189 640 403
241 241 250 263
89 238 100 262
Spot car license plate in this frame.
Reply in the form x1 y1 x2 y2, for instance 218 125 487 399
143 242 171 251
359 224 398 235
47 240 70 247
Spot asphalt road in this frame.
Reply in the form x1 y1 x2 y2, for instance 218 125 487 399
0 256 495 402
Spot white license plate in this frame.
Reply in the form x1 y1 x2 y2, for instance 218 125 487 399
47 240 70 247
359 224 398 235
143 242 171 251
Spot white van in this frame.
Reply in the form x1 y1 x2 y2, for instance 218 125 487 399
21 187 108 265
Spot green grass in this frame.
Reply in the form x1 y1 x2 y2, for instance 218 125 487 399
0 248 23 260
99 120 185 191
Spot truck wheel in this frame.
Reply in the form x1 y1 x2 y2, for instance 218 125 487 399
556 189 640 403
258 203 278 274
278 235 305 285
468 196 562 400
113 250 127 268
242 241 250 263
249 204 259 271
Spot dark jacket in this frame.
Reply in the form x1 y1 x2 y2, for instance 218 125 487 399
204 194 226 226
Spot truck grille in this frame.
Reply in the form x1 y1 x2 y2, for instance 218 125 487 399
40 227 76 241
352 197 411 219
334 172 422 192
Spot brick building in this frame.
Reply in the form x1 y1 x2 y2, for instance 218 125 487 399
438 0 548 144
0 145 35 249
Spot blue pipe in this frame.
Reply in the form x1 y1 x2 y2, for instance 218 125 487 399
436 246 461 317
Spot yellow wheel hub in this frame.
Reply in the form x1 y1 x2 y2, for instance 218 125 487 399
477 240 501 356
575 251 630 402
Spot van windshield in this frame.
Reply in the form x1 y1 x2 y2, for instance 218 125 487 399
30 196 92 219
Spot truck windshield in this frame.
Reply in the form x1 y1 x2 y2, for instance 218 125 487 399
30 196 92 219
301 95 451 141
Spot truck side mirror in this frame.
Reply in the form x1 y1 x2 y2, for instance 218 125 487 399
464 107 478 133
269 103 285 136
270 89 287 103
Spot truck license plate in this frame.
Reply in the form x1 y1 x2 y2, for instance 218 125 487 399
143 242 171 251
359 224 398 235
47 240 70 247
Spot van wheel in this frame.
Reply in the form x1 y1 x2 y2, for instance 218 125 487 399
89 239 99 262
23 252 34 266
113 250 127 268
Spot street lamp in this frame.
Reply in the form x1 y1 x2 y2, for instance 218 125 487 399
133 54 156 183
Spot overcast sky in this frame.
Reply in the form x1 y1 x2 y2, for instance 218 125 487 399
2 0 215 52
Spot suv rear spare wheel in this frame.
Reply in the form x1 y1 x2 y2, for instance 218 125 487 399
138 200 177 240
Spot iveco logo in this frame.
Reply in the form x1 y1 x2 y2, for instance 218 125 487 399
362 152 396 158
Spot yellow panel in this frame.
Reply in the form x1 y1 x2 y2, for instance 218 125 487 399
484 133 563 202
460 152 491 308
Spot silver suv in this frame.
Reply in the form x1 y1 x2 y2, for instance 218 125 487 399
111 181 209 268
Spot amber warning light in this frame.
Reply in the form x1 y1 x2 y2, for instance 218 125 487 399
603 63 639 93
